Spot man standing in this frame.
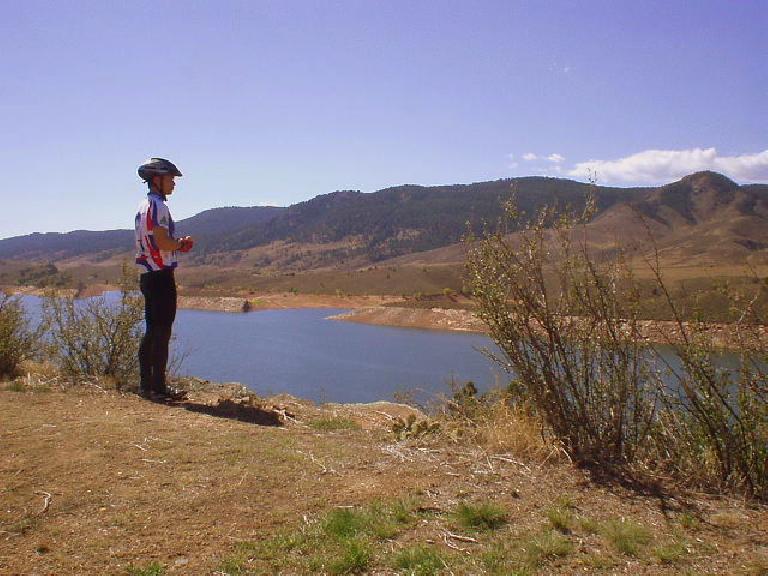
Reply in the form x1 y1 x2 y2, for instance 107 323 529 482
134 158 194 401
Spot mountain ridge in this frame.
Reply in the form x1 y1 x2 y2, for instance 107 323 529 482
1 172 765 270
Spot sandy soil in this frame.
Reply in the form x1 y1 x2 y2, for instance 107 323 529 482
331 306 768 348
1 379 766 575
329 307 487 333
177 293 403 313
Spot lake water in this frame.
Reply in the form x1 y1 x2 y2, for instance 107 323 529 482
19 294 752 406
176 307 505 404
20 295 505 404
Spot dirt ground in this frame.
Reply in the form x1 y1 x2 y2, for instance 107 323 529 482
1 381 766 575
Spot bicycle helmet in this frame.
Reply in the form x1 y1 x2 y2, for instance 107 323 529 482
138 157 183 182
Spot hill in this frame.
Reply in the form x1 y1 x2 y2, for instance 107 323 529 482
1 172 767 296
0 176 647 262
0 205 286 260
388 172 768 270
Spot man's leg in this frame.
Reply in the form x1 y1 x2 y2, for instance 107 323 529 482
149 270 177 394
138 272 154 393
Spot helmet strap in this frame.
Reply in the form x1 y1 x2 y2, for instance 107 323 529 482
148 177 167 200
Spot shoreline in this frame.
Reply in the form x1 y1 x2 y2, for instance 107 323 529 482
6 284 766 347
330 306 768 349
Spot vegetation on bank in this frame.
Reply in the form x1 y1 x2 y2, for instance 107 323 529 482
0 264 145 390
466 193 768 501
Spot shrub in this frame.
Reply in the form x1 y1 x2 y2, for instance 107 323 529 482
0 293 39 378
647 263 768 498
466 190 768 500
43 266 144 389
466 194 662 465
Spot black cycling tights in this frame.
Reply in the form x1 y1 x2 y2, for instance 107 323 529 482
139 268 177 393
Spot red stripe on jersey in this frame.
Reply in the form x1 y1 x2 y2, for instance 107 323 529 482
145 233 165 268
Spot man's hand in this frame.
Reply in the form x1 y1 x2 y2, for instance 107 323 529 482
178 236 195 253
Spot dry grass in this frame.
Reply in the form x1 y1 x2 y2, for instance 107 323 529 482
1 384 766 574
437 389 563 465
465 399 562 462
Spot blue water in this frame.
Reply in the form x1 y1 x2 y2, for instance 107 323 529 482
175 307 505 404
20 293 753 406
20 294 505 404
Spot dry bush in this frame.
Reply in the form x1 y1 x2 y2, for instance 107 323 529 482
0 293 40 378
466 189 768 500
466 194 662 466
43 266 144 389
647 257 768 499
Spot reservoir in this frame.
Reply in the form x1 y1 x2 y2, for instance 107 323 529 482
176 307 504 404
20 294 750 406
20 295 505 404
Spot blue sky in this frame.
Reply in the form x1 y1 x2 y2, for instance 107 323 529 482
1 0 766 239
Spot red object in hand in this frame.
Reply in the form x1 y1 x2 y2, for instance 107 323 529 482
178 237 194 253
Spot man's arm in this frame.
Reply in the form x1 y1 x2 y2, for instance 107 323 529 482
153 226 183 251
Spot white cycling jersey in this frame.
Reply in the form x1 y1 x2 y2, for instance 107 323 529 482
134 192 178 273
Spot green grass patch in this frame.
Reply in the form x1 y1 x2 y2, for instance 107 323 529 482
125 563 165 576
5 380 25 392
323 507 376 539
653 540 689 564
679 512 701 531
310 417 361 431
237 500 421 574
388 499 418 526
391 545 444 576
523 530 574 567
7 515 38 535
577 516 601 535
328 538 371 575
218 541 260 575
602 519 652 556
453 501 507 531
322 501 415 540
481 542 532 576
545 505 573 533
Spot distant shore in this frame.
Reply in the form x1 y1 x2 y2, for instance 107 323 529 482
6 284 765 346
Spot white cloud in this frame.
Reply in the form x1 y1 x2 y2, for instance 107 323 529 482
547 153 565 163
568 148 768 184
523 152 538 161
